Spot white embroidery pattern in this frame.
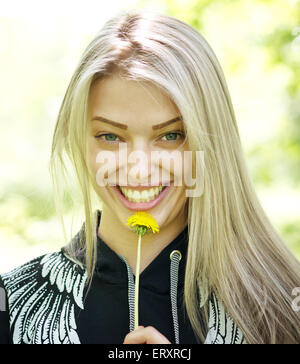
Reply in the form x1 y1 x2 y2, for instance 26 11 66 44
204 292 246 344
1 252 87 344
1 251 246 344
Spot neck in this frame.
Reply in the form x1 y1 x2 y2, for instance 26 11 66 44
98 205 188 274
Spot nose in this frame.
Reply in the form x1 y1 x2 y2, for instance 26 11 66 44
127 148 152 186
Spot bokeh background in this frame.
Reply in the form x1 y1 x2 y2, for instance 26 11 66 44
0 0 299 273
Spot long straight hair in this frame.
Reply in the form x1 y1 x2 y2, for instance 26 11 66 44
50 9 300 343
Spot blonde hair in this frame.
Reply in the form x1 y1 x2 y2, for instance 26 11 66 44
50 9 300 344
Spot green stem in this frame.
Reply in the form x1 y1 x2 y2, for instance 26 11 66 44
134 233 142 330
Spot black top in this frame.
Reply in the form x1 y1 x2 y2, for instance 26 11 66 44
0 210 200 344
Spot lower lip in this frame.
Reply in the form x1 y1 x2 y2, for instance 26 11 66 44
111 185 171 211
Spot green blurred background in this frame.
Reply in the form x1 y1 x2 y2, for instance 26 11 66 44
0 0 299 273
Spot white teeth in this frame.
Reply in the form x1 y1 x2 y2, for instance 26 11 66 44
120 186 164 203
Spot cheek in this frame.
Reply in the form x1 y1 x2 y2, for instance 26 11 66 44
87 141 109 192
176 185 188 206
87 141 120 190
171 152 187 187
87 138 98 173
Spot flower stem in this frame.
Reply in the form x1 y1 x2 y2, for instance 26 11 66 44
134 233 142 330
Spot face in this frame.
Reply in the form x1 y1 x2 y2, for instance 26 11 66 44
87 73 190 231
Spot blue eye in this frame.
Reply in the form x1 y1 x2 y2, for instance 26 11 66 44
161 132 184 142
95 133 121 143
95 131 185 144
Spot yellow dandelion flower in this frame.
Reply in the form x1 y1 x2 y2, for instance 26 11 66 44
126 211 160 235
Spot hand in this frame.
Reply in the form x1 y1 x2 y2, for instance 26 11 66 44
123 326 171 344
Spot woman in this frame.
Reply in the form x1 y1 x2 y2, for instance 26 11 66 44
0 9 299 344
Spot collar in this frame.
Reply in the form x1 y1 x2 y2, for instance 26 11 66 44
95 210 188 294
62 210 189 295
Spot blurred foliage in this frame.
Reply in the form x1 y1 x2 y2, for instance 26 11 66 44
160 0 300 187
0 0 299 272
279 220 300 258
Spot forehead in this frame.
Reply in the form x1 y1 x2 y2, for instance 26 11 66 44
88 74 180 127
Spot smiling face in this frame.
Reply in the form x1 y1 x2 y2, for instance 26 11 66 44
87 73 189 232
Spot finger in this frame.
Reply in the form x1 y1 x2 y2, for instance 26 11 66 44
123 329 146 344
122 326 145 344
123 326 171 344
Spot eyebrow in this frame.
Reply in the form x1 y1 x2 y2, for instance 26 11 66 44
90 116 183 130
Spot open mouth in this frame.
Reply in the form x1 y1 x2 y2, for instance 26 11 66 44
111 182 172 211
117 185 168 203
